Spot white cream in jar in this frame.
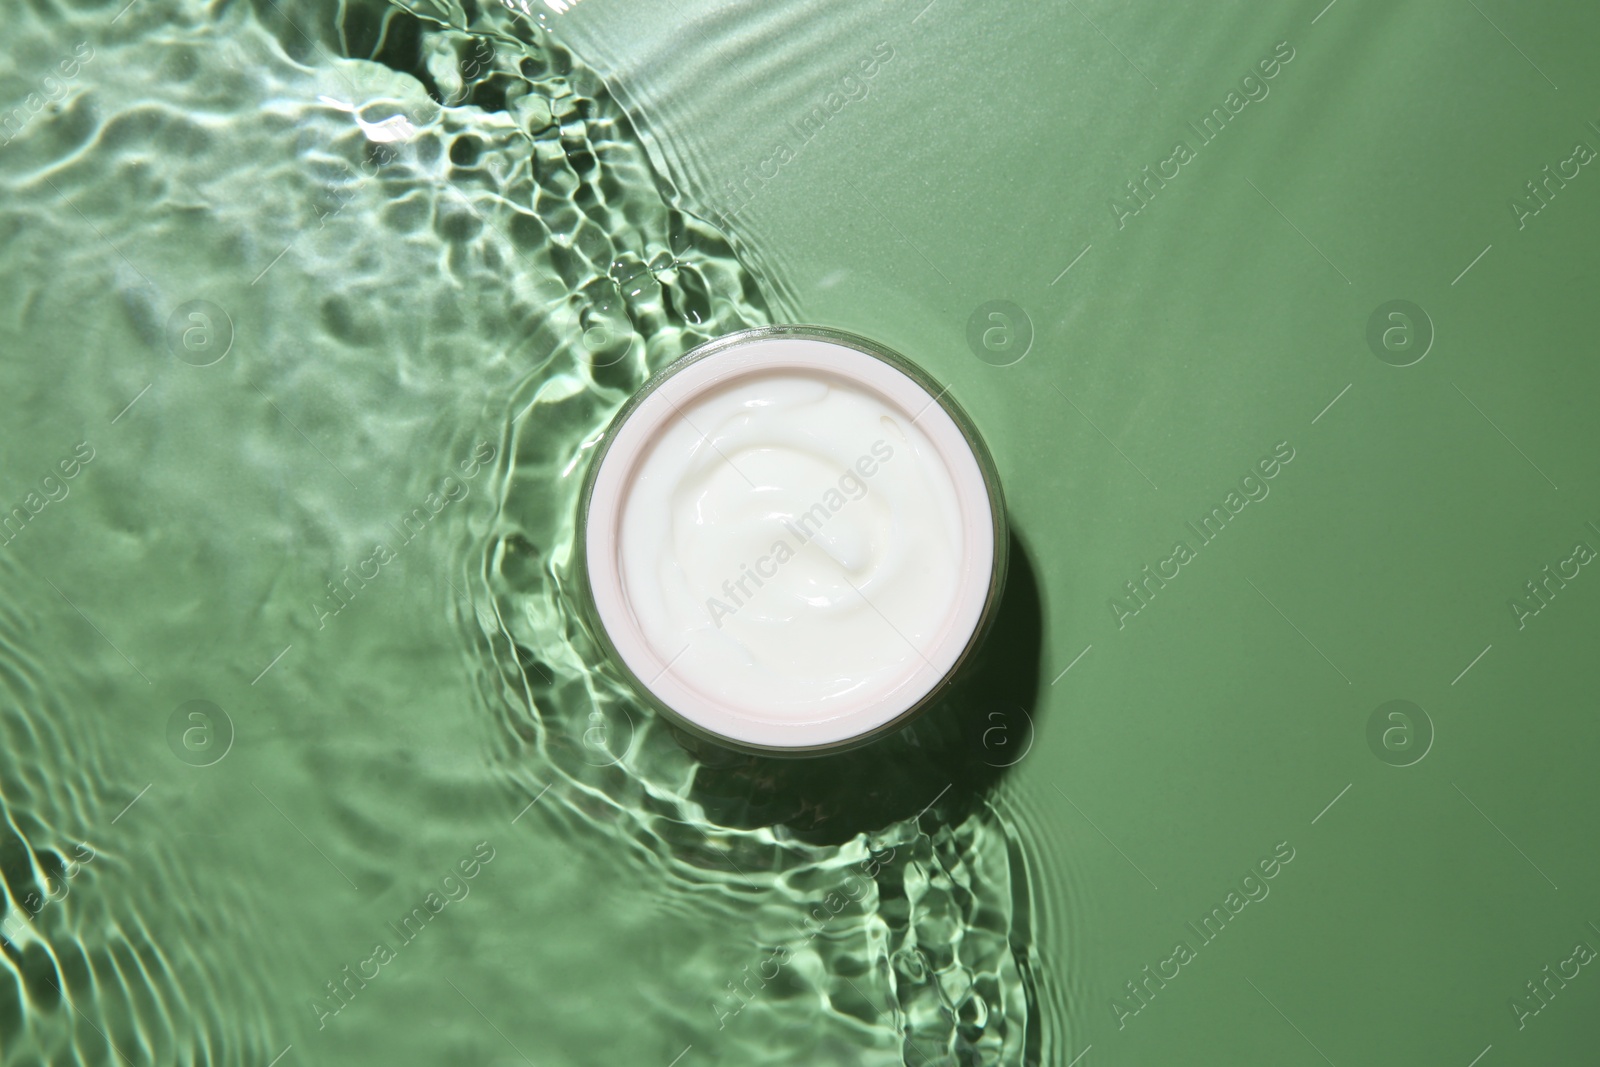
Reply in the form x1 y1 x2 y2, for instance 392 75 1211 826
582 329 1002 753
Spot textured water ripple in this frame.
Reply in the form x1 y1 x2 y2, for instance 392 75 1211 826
0 0 1045 1060
397 5 1048 1062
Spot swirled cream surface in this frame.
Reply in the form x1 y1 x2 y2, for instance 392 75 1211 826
585 334 995 750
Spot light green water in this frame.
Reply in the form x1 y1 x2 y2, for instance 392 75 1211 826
2 0 1599 1065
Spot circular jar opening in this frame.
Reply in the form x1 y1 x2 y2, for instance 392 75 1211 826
581 326 1005 754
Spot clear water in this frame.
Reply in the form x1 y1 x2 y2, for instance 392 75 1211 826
4 0 1600 1065
2 2 1034 1063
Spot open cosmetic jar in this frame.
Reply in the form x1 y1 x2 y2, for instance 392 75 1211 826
579 326 1007 755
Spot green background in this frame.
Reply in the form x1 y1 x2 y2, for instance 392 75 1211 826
559 1 1600 1059
1 0 1597 1064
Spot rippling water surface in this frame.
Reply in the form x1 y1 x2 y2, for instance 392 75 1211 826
7 0 1600 1064
0 1 1044 1063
